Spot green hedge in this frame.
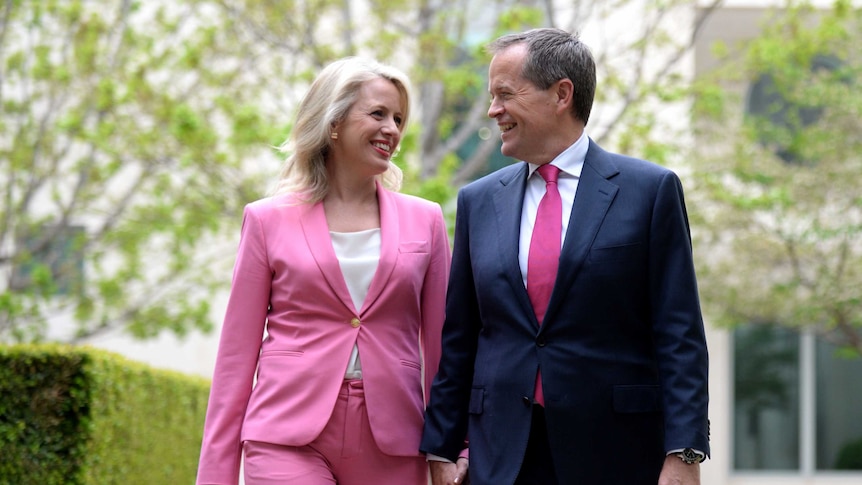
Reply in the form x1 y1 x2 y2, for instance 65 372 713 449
0 344 210 484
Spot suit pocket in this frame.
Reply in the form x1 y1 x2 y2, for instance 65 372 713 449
399 240 429 253
400 359 421 371
260 349 304 358
613 384 661 413
468 387 484 415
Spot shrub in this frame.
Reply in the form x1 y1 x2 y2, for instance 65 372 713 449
0 344 210 484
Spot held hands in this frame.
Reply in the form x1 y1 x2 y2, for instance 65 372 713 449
428 451 694 484
429 457 469 485
658 454 700 485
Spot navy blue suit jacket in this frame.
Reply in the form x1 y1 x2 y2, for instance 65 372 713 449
421 140 710 485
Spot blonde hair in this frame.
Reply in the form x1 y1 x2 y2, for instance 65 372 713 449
272 57 410 202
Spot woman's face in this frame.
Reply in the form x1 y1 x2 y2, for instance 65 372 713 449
328 77 405 180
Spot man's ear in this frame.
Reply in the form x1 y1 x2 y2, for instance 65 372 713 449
554 79 574 115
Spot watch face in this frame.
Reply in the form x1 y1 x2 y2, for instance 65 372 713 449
682 448 700 464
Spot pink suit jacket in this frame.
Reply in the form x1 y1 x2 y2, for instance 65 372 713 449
196 183 450 485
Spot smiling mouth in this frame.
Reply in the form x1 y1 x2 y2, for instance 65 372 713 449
499 123 515 133
372 141 391 154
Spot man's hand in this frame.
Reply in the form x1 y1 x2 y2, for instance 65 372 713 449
429 457 469 485
658 454 700 485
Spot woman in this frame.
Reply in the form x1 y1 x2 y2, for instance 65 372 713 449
196 57 450 485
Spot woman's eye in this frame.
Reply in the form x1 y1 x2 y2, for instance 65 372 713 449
394 116 403 127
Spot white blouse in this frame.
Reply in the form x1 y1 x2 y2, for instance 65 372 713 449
329 228 381 380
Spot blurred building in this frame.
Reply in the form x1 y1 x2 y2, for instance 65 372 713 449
693 3 862 483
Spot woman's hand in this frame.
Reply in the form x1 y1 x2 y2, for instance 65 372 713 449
429 457 469 485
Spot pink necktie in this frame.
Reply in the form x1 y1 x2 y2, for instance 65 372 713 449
527 164 561 406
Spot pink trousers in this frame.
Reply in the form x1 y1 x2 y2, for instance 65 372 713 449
242 380 428 485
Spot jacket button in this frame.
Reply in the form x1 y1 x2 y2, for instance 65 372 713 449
350 318 361 328
536 336 546 347
522 396 531 406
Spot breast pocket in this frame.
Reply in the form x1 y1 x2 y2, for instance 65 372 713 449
399 240 429 253
589 242 643 263
392 241 431 293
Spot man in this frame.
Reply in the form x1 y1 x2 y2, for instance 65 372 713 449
420 28 710 485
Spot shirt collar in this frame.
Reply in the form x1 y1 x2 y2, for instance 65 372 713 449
526 132 587 179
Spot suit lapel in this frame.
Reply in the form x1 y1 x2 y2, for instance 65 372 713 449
299 200 358 313
492 163 538 327
545 142 619 323
360 181 397 315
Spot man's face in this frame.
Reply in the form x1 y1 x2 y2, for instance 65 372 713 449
487 44 561 165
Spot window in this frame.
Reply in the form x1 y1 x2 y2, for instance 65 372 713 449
733 324 800 470
745 54 842 165
816 337 862 470
733 324 862 472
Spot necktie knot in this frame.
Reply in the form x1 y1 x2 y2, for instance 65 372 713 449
537 164 560 184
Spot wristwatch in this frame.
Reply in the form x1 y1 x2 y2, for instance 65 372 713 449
676 448 704 464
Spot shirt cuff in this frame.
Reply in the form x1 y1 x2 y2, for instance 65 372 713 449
426 453 453 463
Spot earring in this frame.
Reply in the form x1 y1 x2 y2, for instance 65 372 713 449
330 132 338 140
